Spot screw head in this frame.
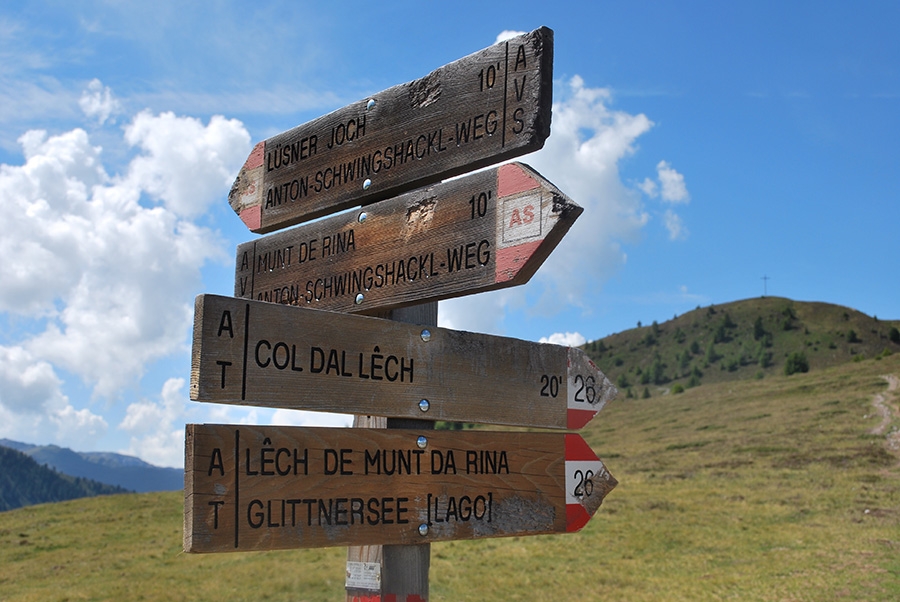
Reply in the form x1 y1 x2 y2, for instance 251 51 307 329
363 178 372 190
418 399 430 412
418 523 429 536
420 329 431 342
358 212 367 223
355 293 364 305
367 98 376 110
416 436 428 449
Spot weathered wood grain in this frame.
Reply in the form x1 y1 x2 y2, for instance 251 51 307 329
183 425 616 553
190 294 616 429
235 162 581 315
346 303 436 602
228 27 553 233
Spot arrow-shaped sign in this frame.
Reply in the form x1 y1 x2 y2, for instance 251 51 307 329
191 294 616 430
184 425 617 553
228 27 553 233
235 162 581 315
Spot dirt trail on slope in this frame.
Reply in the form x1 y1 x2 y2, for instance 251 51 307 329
870 374 900 457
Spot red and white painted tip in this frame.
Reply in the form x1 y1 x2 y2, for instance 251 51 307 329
564 434 618 532
566 347 617 430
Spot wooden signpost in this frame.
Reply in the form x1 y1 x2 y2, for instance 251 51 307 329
190 294 614 430
235 162 581 314
186 26 620 602
184 425 616 553
228 27 553 233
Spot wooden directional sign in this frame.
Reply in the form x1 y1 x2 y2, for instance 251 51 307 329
184 425 616 553
228 27 553 233
190 294 616 430
235 162 581 315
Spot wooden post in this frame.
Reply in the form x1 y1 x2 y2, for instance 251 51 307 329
346 302 435 602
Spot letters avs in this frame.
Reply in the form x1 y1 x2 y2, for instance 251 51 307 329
228 27 553 232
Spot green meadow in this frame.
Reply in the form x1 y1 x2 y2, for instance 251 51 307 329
2 353 898 601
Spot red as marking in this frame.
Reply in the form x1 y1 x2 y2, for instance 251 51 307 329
494 240 541 282
497 163 540 197
350 596 380 602
508 205 535 228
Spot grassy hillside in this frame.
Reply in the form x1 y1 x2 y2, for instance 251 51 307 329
1 352 898 600
584 296 900 395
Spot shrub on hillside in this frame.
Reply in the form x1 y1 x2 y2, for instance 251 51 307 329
784 352 809 376
651 355 667 385
706 342 720 364
889 327 900 344
753 316 767 340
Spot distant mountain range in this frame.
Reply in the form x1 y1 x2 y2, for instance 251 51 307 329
0 445 131 512
0 439 182 502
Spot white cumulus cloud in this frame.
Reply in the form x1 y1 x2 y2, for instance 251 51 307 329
495 30 527 43
0 97 250 453
124 110 250 218
79 78 122 125
119 377 188 468
664 209 689 241
0 345 108 446
539 332 587 347
656 160 690 203
442 75 658 334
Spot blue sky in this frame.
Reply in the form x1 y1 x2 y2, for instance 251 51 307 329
1 1 897 467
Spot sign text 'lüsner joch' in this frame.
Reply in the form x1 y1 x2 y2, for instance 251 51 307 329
184 425 616 552
228 28 553 233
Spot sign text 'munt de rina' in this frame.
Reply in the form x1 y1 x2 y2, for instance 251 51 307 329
228 27 553 233
236 162 581 314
